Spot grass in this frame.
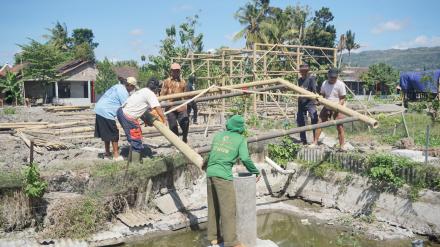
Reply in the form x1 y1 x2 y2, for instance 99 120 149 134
43 196 109 239
324 113 440 148
1 107 16 115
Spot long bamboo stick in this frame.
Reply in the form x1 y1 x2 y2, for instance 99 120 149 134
157 78 280 101
278 79 378 128
196 117 358 154
149 116 204 169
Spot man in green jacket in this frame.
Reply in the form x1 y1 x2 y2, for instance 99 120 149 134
206 115 260 247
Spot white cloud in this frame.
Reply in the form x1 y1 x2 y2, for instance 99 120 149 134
372 20 408 34
392 35 440 49
129 28 144 36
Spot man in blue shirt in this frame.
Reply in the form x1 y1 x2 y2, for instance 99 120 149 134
94 77 137 160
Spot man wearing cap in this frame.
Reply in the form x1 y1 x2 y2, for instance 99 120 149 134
116 77 167 163
297 64 318 144
161 63 190 143
94 77 137 161
312 68 347 150
206 115 260 247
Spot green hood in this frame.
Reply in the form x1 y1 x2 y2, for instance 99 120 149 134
226 115 246 134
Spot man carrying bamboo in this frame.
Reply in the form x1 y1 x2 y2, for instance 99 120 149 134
296 64 318 144
311 68 347 151
161 63 190 143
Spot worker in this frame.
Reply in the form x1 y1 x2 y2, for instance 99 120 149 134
311 68 347 151
160 63 190 143
147 77 161 96
94 77 137 161
116 77 166 163
206 115 260 247
296 64 318 144
186 75 198 124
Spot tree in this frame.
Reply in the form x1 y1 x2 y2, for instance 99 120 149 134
45 21 70 52
303 7 336 48
73 42 95 61
71 28 99 49
19 40 65 103
147 15 204 78
0 71 22 105
95 58 118 95
234 0 270 47
141 55 146 62
345 30 360 65
360 63 399 94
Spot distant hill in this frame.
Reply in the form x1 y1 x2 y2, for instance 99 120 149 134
342 46 440 72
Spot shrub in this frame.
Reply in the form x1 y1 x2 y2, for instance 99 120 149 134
23 163 47 198
2 107 16 115
268 137 301 167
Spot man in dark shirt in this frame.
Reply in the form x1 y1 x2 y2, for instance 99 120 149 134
186 75 198 124
297 64 318 144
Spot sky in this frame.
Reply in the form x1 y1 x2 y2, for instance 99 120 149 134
1 0 439 65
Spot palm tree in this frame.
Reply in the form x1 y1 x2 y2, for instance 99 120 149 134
0 71 22 105
233 0 270 48
45 22 70 52
345 30 360 66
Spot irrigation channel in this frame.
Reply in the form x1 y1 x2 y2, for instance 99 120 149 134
124 200 440 247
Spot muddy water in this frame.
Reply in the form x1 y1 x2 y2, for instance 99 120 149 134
125 212 439 247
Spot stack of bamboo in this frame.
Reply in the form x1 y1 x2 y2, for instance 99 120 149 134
43 105 91 112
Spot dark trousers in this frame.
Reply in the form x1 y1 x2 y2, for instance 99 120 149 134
187 102 198 123
297 106 318 144
116 108 143 152
207 177 239 247
167 110 189 143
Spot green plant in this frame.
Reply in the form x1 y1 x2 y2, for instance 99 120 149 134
0 71 23 105
408 184 423 202
359 213 375 223
43 196 109 239
308 161 341 178
335 232 362 247
246 114 261 128
366 153 416 189
268 136 301 167
2 107 16 115
23 163 47 198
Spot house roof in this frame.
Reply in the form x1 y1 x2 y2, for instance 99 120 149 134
57 59 93 76
340 67 368 82
112 66 139 79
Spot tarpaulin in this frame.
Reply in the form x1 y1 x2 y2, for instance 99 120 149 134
399 70 440 93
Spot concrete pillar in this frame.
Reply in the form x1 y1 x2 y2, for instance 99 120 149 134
234 173 257 247
54 81 59 102
87 80 91 103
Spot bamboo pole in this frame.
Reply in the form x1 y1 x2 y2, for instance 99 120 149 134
196 117 359 154
278 78 378 128
157 78 281 101
160 85 286 108
149 117 204 169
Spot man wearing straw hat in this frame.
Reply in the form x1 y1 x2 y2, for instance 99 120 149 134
296 64 318 145
94 77 137 161
160 63 190 143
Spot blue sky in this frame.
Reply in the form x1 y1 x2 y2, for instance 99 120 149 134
1 0 439 64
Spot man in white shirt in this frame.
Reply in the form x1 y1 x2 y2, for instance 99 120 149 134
311 68 347 150
116 77 166 163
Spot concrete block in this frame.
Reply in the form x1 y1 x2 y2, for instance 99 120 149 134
153 192 189 214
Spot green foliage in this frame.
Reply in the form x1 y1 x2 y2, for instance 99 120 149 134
359 63 399 94
268 137 301 166
234 2 336 48
23 163 47 198
366 153 415 189
71 28 99 49
146 15 204 78
344 30 360 65
72 42 95 61
307 161 341 178
2 107 16 115
0 71 22 105
95 58 118 94
246 114 261 128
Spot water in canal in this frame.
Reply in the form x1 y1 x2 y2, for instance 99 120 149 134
126 212 440 247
